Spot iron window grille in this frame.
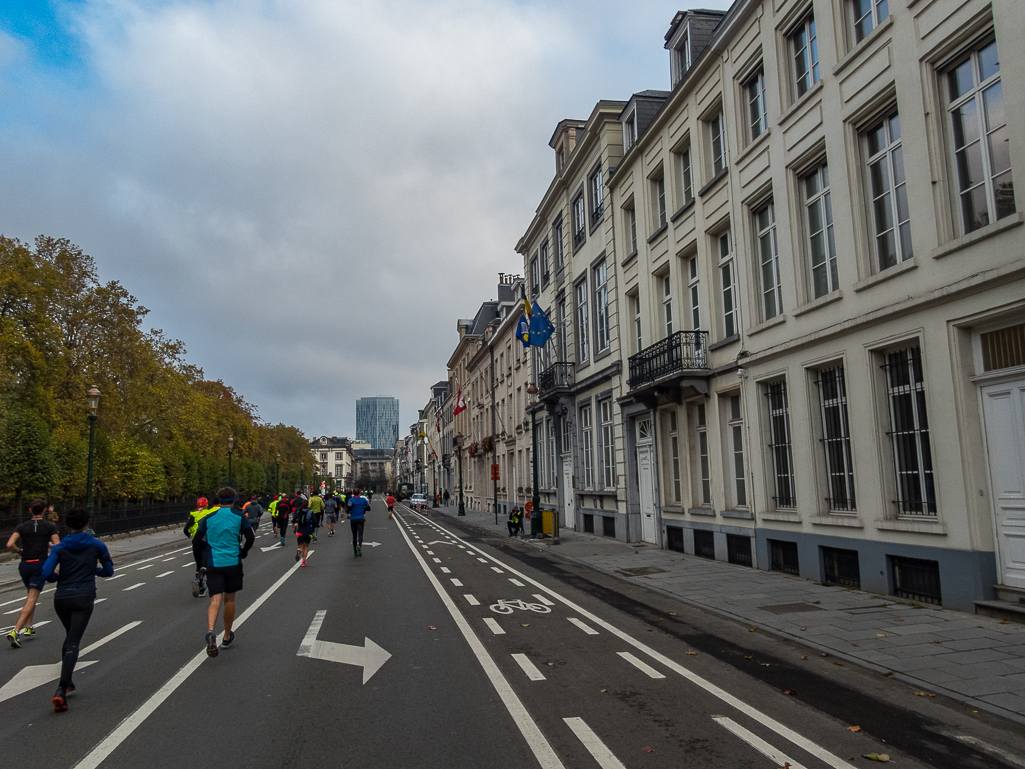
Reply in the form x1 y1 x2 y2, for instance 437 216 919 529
666 526 684 553
694 529 716 559
770 539 800 575
726 534 752 567
823 547 860 588
765 380 797 509
882 346 937 516
815 365 856 512
583 514 594 533
602 516 616 538
891 556 942 605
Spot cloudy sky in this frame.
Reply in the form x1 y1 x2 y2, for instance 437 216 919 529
0 0 731 437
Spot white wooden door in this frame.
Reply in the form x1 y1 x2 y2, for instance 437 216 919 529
636 413 657 545
562 458 574 530
982 380 1025 589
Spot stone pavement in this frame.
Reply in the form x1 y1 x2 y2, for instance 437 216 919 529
435 505 1025 726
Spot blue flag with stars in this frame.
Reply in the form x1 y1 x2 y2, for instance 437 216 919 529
515 315 530 349
529 301 554 347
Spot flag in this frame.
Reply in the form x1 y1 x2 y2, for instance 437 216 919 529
515 315 530 349
453 388 467 416
529 301 555 347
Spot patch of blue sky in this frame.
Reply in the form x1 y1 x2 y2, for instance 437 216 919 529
0 0 86 71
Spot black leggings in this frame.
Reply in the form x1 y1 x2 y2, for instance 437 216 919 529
192 538 205 572
350 519 365 549
54 595 95 688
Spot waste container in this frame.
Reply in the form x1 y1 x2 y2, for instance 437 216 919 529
542 509 555 536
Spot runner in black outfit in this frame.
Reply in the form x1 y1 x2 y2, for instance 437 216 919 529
41 507 114 711
5 499 60 647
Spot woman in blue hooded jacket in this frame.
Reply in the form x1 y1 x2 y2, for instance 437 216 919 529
40 507 114 711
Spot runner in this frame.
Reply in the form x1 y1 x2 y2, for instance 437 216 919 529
274 494 292 547
324 493 339 536
184 497 212 597
293 500 315 565
195 487 254 657
243 494 264 531
41 507 114 711
5 499 60 648
308 491 325 540
348 492 370 557
385 492 396 520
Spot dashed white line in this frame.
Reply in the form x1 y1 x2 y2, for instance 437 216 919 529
464 595 480 606
483 618 505 635
533 594 555 606
617 652 666 679
477 558 488 563
427 551 435 555
568 618 598 635
161 558 175 562
123 583 145 591
491 567 504 574
512 653 546 681
181 563 192 568
136 565 154 571
713 717 807 769
509 578 525 587
441 567 451 574
450 578 463 587
433 558 442 563
155 571 174 578
563 718 626 769
94 599 107 604
107 574 126 581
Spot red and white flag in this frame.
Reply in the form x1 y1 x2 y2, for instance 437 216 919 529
453 389 467 416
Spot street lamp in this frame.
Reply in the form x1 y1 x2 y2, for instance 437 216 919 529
455 435 465 516
275 452 281 495
85 386 101 514
227 435 234 488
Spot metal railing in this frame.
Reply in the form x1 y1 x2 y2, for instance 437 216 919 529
627 330 708 388
1 501 199 542
538 362 574 396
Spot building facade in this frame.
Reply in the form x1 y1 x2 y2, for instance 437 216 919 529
309 436 355 488
355 396 400 450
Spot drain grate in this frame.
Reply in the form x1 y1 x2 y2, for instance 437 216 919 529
757 603 825 614
616 566 668 577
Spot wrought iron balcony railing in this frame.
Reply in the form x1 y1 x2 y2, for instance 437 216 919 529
627 330 709 389
538 362 574 396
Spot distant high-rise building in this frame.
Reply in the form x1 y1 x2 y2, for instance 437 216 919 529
355 397 400 450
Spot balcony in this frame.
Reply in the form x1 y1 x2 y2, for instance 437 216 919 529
538 362 574 399
628 331 709 390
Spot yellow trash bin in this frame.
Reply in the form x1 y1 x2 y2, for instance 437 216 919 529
542 509 555 535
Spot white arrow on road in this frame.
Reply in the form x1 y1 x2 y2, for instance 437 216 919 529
261 543 286 552
0 620 141 703
361 542 382 548
426 540 457 546
297 610 391 684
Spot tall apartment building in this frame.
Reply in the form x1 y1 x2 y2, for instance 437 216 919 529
355 396 400 450
597 0 1022 612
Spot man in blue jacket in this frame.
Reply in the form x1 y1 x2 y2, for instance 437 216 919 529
348 493 370 557
195 488 255 658
41 507 114 712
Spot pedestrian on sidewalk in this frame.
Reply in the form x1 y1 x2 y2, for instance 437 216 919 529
41 507 114 711
507 507 524 538
349 492 370 557
195 488 254 658
184 497 213 598
5 498 60 648
443 489 450 506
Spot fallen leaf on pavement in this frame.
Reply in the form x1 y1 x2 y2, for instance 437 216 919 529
801 656 808 660
600 689 607 693
812 600 821 604
641 747 654 753
933 640 943 644
686 651 698 656
428 626 437 630
1000 619 1010 625
727 601 734 605
761 663 772 667
852 643 860 647
799 627 807 631
783 690 797 695
913 691 937 698
669 612 677 615
821 653 829 657
749 627 757 632
877 633 887 637
521 624 529 627
833 661 844 666
744 655 754 660
846 726 861 732
894 617 904 621
863 753 890 762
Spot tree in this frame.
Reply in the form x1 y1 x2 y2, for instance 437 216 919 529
0 405 58 514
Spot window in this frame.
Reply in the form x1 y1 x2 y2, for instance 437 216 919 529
625 204 637 255
546 417 556 488
560 412 571 454
947 37 1015 233
661 273 673 338
540 239 550 286
599 399 615 489
693 403 711 506
623 111 637 152
667 409 681 503
756 202 783 320
632 293 642 353
572 193 586 248
652 172 667 229
804 164 838 298
672 33 691 86
851 0 888 44
530 256 540 297
594 261 610 353
765 380 796 509
575 279 590 362
335 452 343 460
334 464 343 477
680 147 694 206
580 404 594 488
882 345 936 516
589 164 604 227
320 452 327 462
552 217 564 268
557 293 569 361
728 394 747 506
688 256 701 330
710 112 727 176
746 69 768 141
718 231 738 338
792 15 820 98
815 365 856 512
865 112 912 270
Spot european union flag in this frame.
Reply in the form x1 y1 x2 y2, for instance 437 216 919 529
515 315 531 349
529 301 555 347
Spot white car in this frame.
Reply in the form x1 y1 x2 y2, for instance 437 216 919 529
409 493 429 511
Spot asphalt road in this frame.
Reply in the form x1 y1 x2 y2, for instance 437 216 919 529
0 498 1022 768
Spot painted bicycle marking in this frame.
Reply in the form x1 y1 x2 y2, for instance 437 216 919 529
489 599 552 615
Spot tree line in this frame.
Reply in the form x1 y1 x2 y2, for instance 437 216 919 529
0 235 314 515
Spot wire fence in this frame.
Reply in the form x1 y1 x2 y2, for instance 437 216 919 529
1 501 196 542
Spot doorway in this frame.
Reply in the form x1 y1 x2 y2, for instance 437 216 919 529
636 416 657 544
981 379 1025 589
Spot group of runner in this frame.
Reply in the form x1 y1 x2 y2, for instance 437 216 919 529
4 486 399 712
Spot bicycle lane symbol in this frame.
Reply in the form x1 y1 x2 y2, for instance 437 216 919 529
489 599 552 615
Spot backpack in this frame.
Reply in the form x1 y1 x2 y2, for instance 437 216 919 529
304 507 317 525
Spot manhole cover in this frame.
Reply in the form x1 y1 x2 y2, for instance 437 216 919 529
758 603 825 614
616 566 667 577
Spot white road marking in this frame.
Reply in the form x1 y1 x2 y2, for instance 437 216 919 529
94 599 107 604
533 594 555 606
509 578 525 587
441 567 451 574
563 718 626 769
568 618 598 635
483 618 505 635
72 553 312 769
416 512 851 769
41 587 55 594
3 606 31 615
477 558 488 563
0 596 26 608
713 717 808 769
123 583 145 591
617 652 666 679
392 513 564 769
136 565 154 571
491 567 504 574
297 609 391 684
427 551 435 555
451 578 463 587
119 554 170 569
433 558 442 563
512 653 546 681
464 595 480 606
161 546 192 556
155 571 174 578
107 574 125 580
0 620 51 634
161 558 175 562
181 563 192 568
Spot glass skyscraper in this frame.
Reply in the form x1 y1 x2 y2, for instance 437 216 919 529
356 397 400 449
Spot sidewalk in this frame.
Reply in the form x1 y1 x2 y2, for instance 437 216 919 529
436 505 1025 726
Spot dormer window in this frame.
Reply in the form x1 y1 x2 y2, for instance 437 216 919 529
623 111 637 152
556 146 565 172
672 32 691 86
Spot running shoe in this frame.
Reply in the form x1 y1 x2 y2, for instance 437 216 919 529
65 682 76 694
357 545 362 557
205 631 219 658
52 687 68 712
191 579 200 598
295 549 301 562
198 585 207 597
329 531 334 537
21 626 34 637
353 547 359 557
220 631 235 650
301 560 306 567
6 629 20 648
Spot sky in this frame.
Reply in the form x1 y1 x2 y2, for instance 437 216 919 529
0 0 733 439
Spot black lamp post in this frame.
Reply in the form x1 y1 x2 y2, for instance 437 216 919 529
455 435 465 516
432 460 438 507
227 435 234 488
275 452 281 495
85 386 101 514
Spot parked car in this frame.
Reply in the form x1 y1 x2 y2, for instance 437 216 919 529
409 493 429 513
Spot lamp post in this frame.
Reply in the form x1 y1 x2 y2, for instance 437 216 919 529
85 386 101 514
455 435 465 516
275 452 281 495
227 435 234 488
432 460 438 507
